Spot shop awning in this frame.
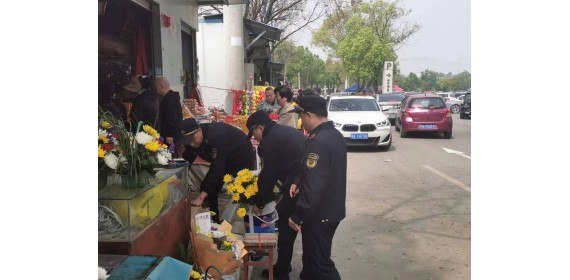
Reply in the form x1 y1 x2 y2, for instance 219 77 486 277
243 18 282 42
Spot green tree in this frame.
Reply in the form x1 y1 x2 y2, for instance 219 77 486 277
284 46 326 88
407 72 421 92
314 0 420 93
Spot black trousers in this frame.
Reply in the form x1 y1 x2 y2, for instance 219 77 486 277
274 210 298 276
300 221 341 280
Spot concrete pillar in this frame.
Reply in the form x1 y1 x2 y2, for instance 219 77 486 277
224 4 245 90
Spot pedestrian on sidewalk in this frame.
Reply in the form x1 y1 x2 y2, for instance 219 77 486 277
175 118 255 224
246 110 306 280
288 95 347 280
275 87 298 129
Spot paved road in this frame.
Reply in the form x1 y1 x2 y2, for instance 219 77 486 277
248 114 471 280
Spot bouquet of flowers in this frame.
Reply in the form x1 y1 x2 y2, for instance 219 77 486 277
223 169 259 218
98 107 173 187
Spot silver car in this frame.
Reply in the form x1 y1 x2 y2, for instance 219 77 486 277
376 94 405 124
445 99 462 114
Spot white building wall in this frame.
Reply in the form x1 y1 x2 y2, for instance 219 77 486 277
154 0 199 95
197 18 230 110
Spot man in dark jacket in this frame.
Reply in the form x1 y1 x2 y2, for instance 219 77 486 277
129 76 159 132
157 77 182 145
175 118 256 223
246 111 306 280
288 95 347 280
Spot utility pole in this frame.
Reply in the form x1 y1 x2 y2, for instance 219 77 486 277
298 72 301 89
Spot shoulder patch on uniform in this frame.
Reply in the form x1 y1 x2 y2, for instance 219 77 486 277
306 153 319 169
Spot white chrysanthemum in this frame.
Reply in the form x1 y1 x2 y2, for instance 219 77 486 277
119 154 128 163
99 129 107 136
157 153 169 165
104 153 119 169
160 150 173 160
98 267 109 280
135 132 154 145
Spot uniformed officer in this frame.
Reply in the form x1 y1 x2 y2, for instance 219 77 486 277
245 111 306 280
174 118 256 223
288 95 347 280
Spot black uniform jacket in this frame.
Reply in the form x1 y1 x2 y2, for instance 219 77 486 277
159 90 183 139
129 90 159 132
290 121 347 226
254 121 306 212
182 122 255 195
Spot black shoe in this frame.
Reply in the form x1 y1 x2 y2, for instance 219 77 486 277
262 266 292 279
261 269 290 280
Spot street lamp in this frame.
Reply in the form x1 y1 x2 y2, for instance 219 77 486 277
298 72 301 89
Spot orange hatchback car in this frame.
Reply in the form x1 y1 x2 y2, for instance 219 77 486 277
395 94 453 139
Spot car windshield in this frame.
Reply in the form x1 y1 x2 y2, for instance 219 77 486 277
378 94 404 102
408 98 446 109
329 99 380 111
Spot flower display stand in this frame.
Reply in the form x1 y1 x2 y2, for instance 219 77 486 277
98 167 192 257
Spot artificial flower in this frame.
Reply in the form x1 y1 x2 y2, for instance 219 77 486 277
223 240 232 247
244 187 255 199
157 152 169 165
145 140 161 152
210 211 217 216
143 124 160 139
104 153 119 169
236 207 247 218
101 121 112 129
98 145 106 158
232 193 240 202
99 129 107 136
101 143 114 151
190 270 201 280
135 132 154 145
223 174 233 183
98 134 110 144
159 150 172 160
236 185 245 194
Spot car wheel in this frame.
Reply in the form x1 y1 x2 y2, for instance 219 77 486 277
400 128 408 138
450 105 460 114
395 119 400 131
444 130 452 139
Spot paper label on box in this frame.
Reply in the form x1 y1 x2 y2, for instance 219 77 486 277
195 212 211 235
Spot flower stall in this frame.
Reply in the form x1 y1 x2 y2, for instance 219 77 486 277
98 108 193 257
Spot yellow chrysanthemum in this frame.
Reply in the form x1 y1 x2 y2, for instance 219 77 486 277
223 174 233 184
160 144 168 149
98 134 109 144
237 169 253 178
226 184 234 195
236 208 247 218
98 145 106 158
244 188 255 199
232 193 240 202
143 124 160 139
237 185 245 194
190 270 201 280
145 140 161 152
101 121 111 129
223 241 232 247
234 177 243 187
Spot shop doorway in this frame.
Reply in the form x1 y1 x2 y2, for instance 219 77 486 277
181 24 198 101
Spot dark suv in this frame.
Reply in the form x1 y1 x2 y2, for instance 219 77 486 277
460 92 471 119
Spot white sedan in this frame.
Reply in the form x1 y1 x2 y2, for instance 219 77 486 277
327 96 392 151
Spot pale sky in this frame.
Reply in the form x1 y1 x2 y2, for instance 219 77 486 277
291 0 471 75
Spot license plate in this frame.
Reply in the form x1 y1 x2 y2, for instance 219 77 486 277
350 133 368 139
386 113 395 118
419 124 437 129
